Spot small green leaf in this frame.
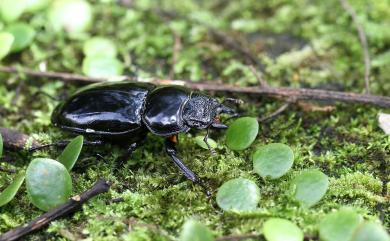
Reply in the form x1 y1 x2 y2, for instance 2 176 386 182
82 56 124 78
0 171 25 207
319 209 362 241
58 135 84 171
351 222 390 241
216 178 260 212
253 143 294 179
0 32 14 60
194 136 217 150
226 117 259 151
291 169 328 207
26 158 72 211
0 0 26 22
5 23 35 52
0 132 3 158
48 0 92 34
83 37 117 58
179 219 215 241
263 218 304 241
25 0 52 13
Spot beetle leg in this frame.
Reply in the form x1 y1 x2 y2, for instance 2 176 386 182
203 127 216 155
114 141 144 172
165 137 211 196
29 140 103 152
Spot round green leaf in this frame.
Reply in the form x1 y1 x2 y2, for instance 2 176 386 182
179 219 215 241
194 136 217 150
0 171 25 207
216 178 260 212
253 143 294 179
83 37 117 58
351 222 390 241
48 0 92 34
26 158 72 211
319 209 362 241
291 169 328 207
58 135 84 171
25 0 52 12
0 0 26 22
5 23 35 53
82 56 124 78
263 218 304 241
226 117 259 151
0 32 14 60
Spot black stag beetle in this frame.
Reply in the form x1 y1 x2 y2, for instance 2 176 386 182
50 81 239 194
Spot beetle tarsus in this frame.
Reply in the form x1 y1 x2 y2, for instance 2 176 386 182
203 128 216 156
165 138 212 196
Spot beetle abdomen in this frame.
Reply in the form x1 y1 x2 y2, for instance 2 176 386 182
52 82 155 137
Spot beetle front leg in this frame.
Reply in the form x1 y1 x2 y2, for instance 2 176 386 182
165 136 211 196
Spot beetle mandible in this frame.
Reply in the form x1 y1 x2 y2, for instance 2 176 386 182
51 81 238 193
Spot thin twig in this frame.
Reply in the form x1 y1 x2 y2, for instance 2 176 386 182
207 28 264 70
258 102 290 122
170 31 181 79
1 66 390 108
249 65 269 88
339 0 371 94
0 178 111 241
158 15 182 79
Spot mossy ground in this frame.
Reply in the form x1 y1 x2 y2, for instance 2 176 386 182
0 0 389 240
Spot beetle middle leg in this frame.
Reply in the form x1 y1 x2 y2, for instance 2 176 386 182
165 136 211 196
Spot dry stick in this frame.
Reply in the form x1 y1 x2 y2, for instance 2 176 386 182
258 102 291 122
249 65 269 88
0 127 40 151
339 0 371 94
0 179 111 241
1 66 390 108
158 14 182 79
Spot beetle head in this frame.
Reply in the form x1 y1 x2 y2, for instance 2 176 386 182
182 94 238 130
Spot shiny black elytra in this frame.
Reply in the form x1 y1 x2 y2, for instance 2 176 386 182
51 81 238 193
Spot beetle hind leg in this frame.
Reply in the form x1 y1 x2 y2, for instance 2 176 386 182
113 141 144 172
29 139 103 152
165 136 211 196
